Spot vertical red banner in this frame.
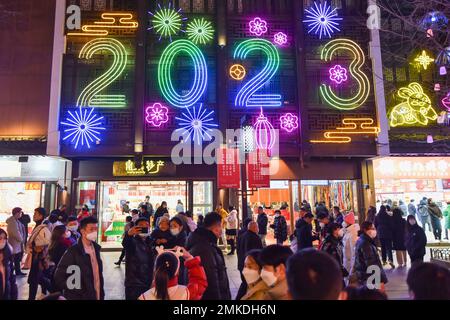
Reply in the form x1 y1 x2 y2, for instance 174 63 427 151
217 147 241 189
247 149 270 188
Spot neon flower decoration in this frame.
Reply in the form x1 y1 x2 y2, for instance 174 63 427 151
414 50 434 70
442 93 450 111
390 82 438 127
279 113 299 133
419 11 449 31
148 3 186 41
273 32 288 46
145 103 169 127
61 107 105 149
186 18 214 45
329 64 348 84
249 17 268 36
254 108 276 151
175 104 218 145
303 1 342 39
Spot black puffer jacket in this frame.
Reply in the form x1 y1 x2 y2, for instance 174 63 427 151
353 233 388 284
53 239 105 300
271 215 288 242
122 235 155 290
374 211 394 239
0 244 18 300
320 235 348 277
392 215 406 250
257 213 268 235
186 227 231 300
295 218 314 251
405 224 427 261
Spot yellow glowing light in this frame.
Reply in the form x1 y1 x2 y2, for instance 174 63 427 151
67 12 138 37
310 118 380 144
229 64 246 80
414 50 434 70
146 160 165 174
125 160 165 175
389 82 438 127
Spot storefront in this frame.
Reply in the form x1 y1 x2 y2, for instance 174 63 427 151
71 158 215 248
373 157 450 210
0 156 70 232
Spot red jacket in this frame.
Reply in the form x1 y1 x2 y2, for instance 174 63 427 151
185 256 208 300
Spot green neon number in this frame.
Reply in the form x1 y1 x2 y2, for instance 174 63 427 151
158 39 208 109
77 38 128 108
319 38 370 110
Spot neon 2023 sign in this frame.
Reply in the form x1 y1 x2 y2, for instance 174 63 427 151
158 39 208 109
232 38 281 108
319 38 370 110
77 38 128 108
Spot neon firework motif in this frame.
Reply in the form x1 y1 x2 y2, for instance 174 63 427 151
436 46 450 67
158 40 208 109
273 32 288 46
249 17 268 36
148 3 186 41
145 103 169 127
61 107 105 149
279 113 299 133
329 65 348 84
186 18 214 45
229 64 246 81
77 38 128 108
67 12 138 37
310 118 380 144
233 39 281 108
254 108 276 151
175 104 218 145
389 82 438 127
303 1 342 39
320 39 370 110
414 50 434 70
442 93 450 111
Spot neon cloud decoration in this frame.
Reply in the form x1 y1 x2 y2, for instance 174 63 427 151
148 3 186 41
329 64 348 84
310 118 379 144
389 82 438 127
414 50 434 70
280 113 299 133
254 108 276 151
249 17 268 36
175 104 218 145
303 1 342 39
273 32 288 46
145 103 169 127
66 12 138 37
186 18 214 45
61 107 106 149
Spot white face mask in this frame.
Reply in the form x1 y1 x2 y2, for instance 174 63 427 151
260 268 278 287
64 231 71 239
132 215 139 222
319 222 325 228
0 240 6 250
367 230 377 239
67 225 78 232
86 231 97 242
138 233 149 238
170 228 180 236
242 268 260 285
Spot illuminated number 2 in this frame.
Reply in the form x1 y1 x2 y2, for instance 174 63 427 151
234 39 281 108
158 39 208 109
77 38 128 108
320 38 370 110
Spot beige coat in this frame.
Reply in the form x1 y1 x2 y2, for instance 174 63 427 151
241 279 269 300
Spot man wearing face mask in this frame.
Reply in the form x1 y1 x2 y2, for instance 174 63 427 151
353 221 388 289
319 223 348 284
66 216 80 244
405 215 427 264
53 216 104 300
186 212 231 300
121 218 155 300
316 212 331 245
259 244 293 300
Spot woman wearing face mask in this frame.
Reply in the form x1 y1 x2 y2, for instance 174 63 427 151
66 216 80 245
320 223 348 283
405 215 427 265
168 217 188 284
240 249 269 300
0 228 18 300
150 216 174 250
353 221 388 289
48 225 73 268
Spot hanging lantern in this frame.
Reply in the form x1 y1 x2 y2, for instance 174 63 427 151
434 83 441 91
426 135 434 143
253 108 276 151
440 66 447 75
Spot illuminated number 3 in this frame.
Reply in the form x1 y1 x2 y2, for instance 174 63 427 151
320 39 370 110
77 38 128 108
158 39 208 109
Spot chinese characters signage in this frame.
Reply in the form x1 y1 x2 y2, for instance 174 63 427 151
373 157 450 180
217 148 241 189
247 149 270 188
113 159 175 177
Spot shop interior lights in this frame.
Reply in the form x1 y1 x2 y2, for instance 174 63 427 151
310 118 380 144
254 108 276 151
175 104 218 145
145 103 169 127
61 107 106 149
67 12 138 37
186 18 214 45
414 50 434 70
279 113 299 133
249 17 268 36
320 38 370 110
77 38 128 108
303 1 342 39
148 3 186 41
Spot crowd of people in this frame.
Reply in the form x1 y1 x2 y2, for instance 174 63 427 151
0 195 449 301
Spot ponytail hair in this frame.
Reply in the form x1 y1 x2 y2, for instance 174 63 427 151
154 252 180 300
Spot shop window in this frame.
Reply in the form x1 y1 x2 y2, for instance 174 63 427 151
193 181 213 216
77 181 97 215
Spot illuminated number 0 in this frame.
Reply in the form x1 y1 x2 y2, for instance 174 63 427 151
77 38 128 108
234 39 281 108
158 39 208 109
320 38 370 110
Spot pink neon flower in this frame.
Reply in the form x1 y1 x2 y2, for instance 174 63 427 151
329 65 348 84
145 103 169 127
274 32 288 46
442 93 450 111
249 17 268 36
280 113 299 133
